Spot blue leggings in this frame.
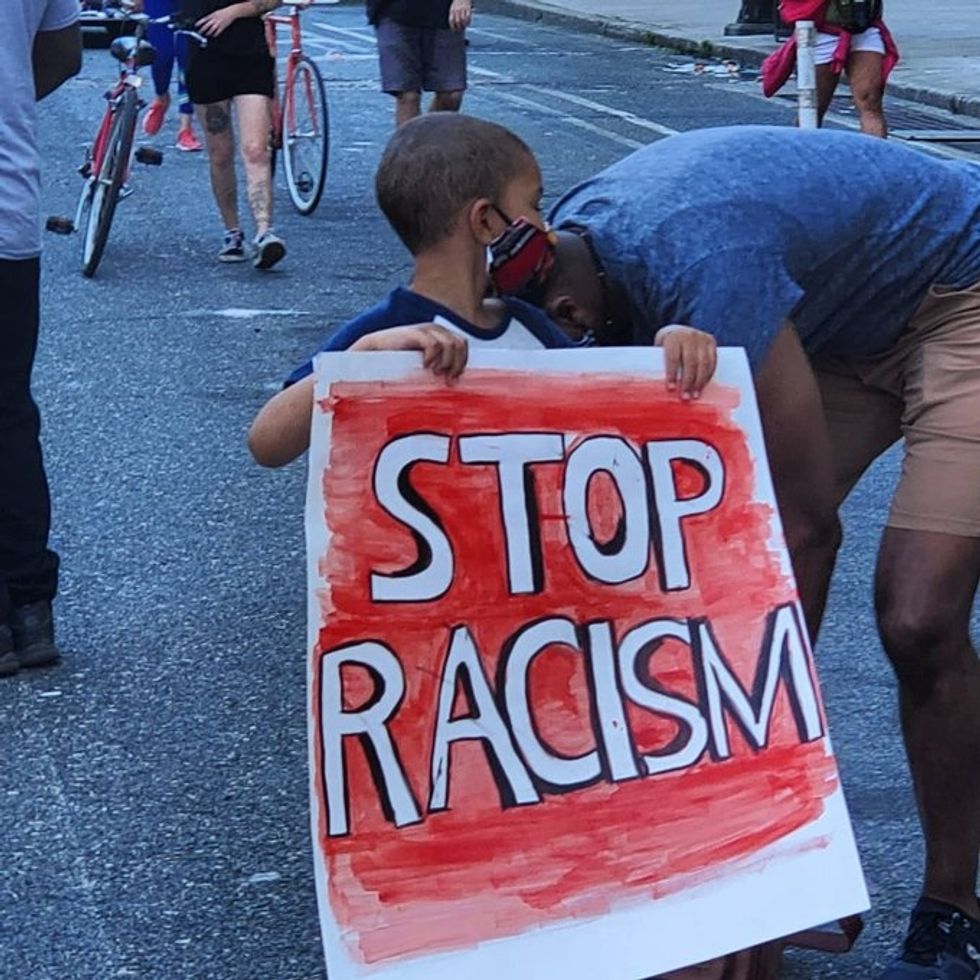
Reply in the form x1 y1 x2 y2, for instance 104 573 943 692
144 0 193 114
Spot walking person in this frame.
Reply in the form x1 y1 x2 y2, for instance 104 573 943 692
183 0 286 269
142 0 203 151
1 0 81 677
368 0 472 128
763 0 899 137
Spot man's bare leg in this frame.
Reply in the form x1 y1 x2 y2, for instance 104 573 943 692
875 529 980 917
196 100 239 231
394 90 421 127
233 93 274 238
429 90 463 113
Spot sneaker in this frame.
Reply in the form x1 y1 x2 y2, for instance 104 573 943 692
879 897 980 979
218 228 246 263
142 98 168 137
175 127 202 153
253 230 286 271
9 600 60 669
0 624 17 678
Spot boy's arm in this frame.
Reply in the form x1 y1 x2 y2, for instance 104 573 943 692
249 375 315 468
654 324 717 400
248 324 469 468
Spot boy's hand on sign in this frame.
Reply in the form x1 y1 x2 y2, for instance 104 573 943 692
449 0 472 31
351 324 469 380
655 324 717 400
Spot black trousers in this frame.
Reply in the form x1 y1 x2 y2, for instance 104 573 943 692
0 258 59 623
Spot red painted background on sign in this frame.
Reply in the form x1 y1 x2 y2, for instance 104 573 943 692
311 370 837 966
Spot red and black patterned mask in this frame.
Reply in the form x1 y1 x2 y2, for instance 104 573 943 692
488 207 557 296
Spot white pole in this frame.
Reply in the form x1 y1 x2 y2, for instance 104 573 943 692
795 19 818 129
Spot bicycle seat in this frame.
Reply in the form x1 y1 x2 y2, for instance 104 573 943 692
109 36 156 67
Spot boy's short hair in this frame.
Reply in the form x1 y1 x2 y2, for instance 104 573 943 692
376 114 535 255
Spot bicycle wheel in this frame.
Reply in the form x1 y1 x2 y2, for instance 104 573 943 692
81 85 137 277
282 55 328 215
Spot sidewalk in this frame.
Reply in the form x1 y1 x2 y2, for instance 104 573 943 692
481 0 980 118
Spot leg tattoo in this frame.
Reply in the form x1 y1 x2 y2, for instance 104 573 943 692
205 104 232 135
246 176 272 236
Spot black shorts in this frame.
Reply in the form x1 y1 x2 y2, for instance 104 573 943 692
375 17 467 94
186 46 275 105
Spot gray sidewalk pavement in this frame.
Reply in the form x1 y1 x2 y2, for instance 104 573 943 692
481 0 980 118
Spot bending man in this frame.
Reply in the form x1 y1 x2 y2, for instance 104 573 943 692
491 124 980 980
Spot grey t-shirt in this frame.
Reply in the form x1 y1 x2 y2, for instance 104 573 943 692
1 0 79 260
550 126 980 370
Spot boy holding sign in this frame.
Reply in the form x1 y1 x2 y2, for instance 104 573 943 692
248 114 716 467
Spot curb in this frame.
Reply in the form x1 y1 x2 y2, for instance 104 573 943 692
478 0 980 120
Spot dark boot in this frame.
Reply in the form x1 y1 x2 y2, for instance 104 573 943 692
9 600 59 668
0 624 17 677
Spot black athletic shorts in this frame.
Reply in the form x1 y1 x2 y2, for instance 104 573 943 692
186 46 275 105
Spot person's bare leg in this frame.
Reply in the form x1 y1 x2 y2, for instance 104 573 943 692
233 94 274 238
875 529 980 917
754 325 842 642
846 50 887 137
394 90 421 127
815 63 840 127
429 90 463 113
196 100 239 230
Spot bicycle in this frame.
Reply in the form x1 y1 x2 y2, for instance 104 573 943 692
46 11 206 278
264 0 334 215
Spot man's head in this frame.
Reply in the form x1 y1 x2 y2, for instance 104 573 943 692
520 230 611 344
375 114 544 257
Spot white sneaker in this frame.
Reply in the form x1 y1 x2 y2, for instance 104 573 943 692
253 230 286 270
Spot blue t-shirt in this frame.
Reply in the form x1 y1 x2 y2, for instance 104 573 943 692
285 286 571 386
550 126 980 370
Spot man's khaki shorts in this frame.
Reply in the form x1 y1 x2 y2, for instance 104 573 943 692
814 281 980 537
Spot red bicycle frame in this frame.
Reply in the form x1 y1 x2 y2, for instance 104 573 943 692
265 4 315 149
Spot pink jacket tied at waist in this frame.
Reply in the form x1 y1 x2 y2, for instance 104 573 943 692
761 0 900 98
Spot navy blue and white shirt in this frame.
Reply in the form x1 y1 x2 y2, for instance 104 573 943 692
285 286 571 386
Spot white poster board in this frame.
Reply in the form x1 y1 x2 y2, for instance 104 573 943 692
305 348 868 980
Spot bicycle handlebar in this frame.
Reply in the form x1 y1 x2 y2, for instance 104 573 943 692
115 9 208 45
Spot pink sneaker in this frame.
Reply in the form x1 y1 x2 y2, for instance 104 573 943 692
142 99 168 136
176 127 203 152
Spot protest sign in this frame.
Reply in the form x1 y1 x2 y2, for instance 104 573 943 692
305 348 868 980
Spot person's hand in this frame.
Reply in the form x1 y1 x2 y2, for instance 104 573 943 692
196 3 244 37
350 324 469 379
655 324 717 400
448 0 472 31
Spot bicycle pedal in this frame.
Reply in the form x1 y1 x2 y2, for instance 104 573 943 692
134 146 163 166
45 216 75 235
78 162 92 178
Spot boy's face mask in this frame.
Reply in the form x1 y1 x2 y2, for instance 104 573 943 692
488 206 557 296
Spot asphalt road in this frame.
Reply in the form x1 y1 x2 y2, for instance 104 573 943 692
2 6 977 979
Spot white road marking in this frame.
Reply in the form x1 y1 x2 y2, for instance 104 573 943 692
205 308 313 319
470 87 646 149
516 84 679 138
